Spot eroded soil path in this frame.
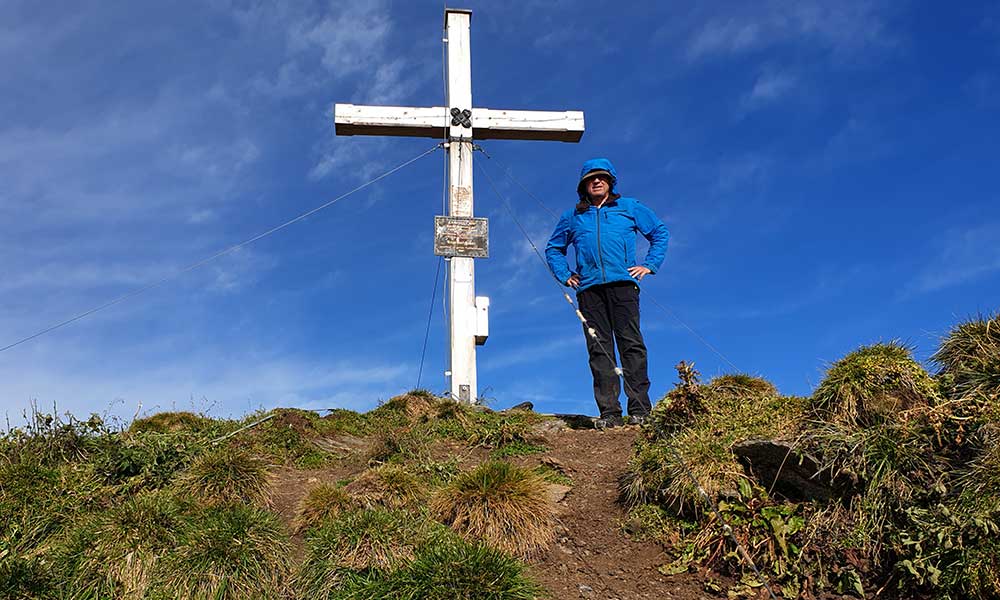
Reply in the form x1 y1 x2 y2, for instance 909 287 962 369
266 423 712 599
527 426 710 600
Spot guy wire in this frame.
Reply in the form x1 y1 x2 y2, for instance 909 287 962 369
0 144 443 355
416 256 444 389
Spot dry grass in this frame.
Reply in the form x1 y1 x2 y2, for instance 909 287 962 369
430 461 554 558
291 483 354 535
174 446 271 506
344 463 428 510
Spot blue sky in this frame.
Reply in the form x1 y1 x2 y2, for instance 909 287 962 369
2 0 999 424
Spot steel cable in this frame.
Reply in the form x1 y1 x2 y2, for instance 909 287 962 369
416 256 444 389
0 143 442 355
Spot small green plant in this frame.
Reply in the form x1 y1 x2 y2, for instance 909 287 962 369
489 440 547 459
174 446 270 506
646 361 706 435
1 408 109 466
90 431 199 489
431 461 554 558
291 484 354 535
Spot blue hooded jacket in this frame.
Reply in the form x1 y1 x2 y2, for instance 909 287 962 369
545 158 669 291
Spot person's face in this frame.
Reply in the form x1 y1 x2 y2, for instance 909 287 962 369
586 174 610 201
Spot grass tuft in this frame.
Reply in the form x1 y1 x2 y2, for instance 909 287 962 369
151 504 290 599
129 411 210 434
63 490 186 598
391 538 545 600
933 311 1000 403
345 463 428 510
174 446 270 506
812 342 938 428
295 509 437 597
291 483 354 535
365 426 427 465
623 372 803 511
431 461 554 558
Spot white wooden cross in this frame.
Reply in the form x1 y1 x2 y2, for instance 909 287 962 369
334 8 585 403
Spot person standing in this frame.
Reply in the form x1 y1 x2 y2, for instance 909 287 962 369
545 158 669 428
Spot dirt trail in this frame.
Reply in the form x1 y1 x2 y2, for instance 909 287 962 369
266 425 711 599
528 426 710 600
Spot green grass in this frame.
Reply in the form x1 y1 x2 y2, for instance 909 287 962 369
620 318 1000 598
391 538 546 600
622 371 805 512
151 504 291 599
59 490 187 598
489 440 547 459
295 514 543 600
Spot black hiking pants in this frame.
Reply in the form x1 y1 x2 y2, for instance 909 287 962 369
577 281 652 418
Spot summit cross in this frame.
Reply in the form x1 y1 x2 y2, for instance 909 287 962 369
334 8 585 403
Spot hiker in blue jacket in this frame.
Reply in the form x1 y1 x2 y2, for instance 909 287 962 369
545 158 669 428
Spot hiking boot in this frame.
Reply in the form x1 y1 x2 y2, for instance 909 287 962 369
626 414 649 427
595 414 624 430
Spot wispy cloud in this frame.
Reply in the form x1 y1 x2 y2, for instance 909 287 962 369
482 334 581 371
742 66 797 109
683 0 897 63
1 354 411 427
907 222 1000 295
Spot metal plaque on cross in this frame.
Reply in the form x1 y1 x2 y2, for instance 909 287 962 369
434 216 489 258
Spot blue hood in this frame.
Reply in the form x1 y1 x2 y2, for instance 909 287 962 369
577 158 619 198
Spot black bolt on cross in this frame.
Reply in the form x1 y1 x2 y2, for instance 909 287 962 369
450 107 472 128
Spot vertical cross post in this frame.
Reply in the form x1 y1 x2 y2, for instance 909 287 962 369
445 9 477 402
333 8 584 404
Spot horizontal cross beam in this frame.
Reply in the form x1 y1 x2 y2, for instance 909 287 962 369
334 104 585 142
